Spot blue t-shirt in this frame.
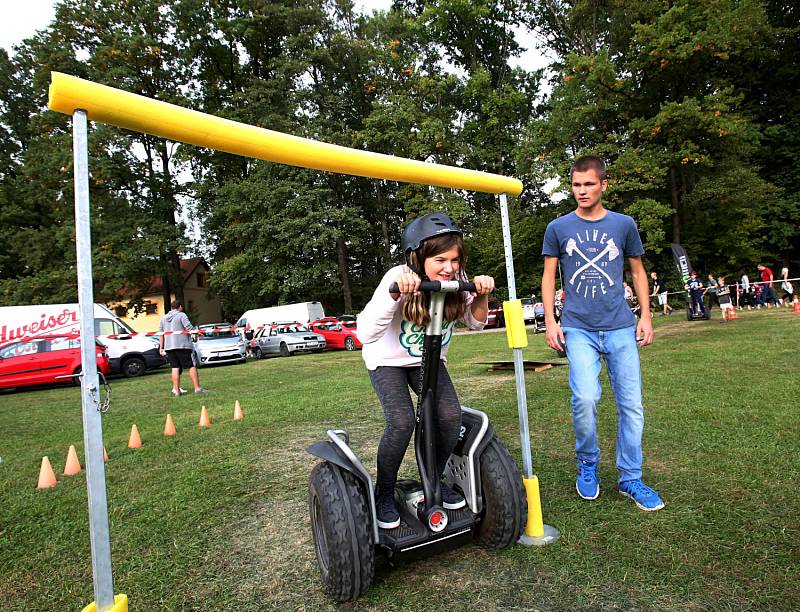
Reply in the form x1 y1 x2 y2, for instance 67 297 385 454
542 210 644 331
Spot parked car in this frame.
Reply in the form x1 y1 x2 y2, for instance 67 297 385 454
336 315 357 329
521 297 537 323
309 318 362 351
251 322 326 358
0 302 165 377
0 334 110 390
192 324 247 366
484 299 505 328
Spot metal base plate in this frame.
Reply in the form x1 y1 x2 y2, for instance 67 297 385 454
518 524 560 546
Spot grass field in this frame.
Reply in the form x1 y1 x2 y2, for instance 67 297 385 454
1 309 798 610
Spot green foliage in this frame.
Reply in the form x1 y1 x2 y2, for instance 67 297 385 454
1 0 796 317
525 0 797 276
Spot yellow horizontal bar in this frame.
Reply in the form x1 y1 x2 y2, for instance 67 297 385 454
48 72 522 196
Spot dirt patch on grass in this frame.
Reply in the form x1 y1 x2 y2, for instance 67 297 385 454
220 423 384 609
216 421 559 609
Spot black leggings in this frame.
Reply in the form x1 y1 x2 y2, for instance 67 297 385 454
369 362 461 496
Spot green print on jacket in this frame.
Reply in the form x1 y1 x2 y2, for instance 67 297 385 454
399 320 455 357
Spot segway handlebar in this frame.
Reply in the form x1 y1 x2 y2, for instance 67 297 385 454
389 280 477 294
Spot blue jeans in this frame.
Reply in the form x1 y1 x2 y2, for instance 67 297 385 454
562 326 644 483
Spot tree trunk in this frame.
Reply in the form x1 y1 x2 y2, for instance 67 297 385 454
377 182 392 270
159 141 185 307
669 167 681 244
336 234 352 313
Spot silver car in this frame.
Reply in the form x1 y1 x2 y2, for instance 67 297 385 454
192 324 247 366
252 322 326 358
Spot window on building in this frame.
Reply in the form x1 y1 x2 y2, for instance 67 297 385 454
145 302 158 315
114 305 128 317
196 273 206 288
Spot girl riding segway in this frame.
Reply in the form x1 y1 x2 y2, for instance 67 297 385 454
356 211 494 529
306 211 526 601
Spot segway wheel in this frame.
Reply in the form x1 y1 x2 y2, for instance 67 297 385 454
308 462 374 601
704 310 711 320
686 309 692 321
476 436 527 549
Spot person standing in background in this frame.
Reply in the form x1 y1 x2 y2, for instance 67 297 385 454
159 300 208 397
704 274 720 312
651 271 673 316
739 272 752 310
779 267 793 308
757 264 776 308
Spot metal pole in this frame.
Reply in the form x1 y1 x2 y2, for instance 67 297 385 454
498 194 533 480
73 109 115 610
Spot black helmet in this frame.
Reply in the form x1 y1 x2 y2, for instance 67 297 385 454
401 212 463 258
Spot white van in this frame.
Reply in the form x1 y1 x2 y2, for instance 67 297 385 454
0 303 166 377
235 302 325 339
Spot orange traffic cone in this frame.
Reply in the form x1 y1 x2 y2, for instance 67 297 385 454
63 445 81 476
103 447 108 462
793 296 800 313
128 424 143 449
233 400 244 421
199 406 211 428
37 456 58 489
164 414 177 436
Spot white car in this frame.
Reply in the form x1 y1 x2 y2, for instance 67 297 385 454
192 324 247 366
252 322 326 358
521 298 537 323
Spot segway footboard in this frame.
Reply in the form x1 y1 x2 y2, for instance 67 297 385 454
379 480 477 565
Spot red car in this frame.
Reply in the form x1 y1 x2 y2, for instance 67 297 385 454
484 299 505 328
0 334 110 390
309 318 362 351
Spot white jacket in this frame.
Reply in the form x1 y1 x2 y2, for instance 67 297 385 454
357 265 486 371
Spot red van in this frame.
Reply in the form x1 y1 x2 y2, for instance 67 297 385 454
0 334 110 390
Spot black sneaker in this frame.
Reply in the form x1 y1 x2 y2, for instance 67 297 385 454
440 483 466 510
376 491 400 529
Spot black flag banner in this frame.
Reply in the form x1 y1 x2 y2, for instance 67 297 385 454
670 243 693 287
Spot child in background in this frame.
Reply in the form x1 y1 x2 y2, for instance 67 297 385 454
717 276 735 323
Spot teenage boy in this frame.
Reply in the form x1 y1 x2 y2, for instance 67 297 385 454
541 155 664 512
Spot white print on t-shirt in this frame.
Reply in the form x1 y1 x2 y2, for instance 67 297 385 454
565 231 620 298
398 319 455 357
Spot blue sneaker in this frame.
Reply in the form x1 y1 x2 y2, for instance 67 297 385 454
619 479 665 511
576 460 600 500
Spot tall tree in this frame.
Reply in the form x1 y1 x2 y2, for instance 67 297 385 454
523 0 783 277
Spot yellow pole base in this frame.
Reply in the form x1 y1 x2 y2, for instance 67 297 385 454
519 476 559 546
82 594 128 612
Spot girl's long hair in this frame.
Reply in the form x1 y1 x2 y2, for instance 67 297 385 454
402 233 468 327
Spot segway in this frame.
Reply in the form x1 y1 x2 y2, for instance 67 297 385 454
686 290 711 321
306 280 526 602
